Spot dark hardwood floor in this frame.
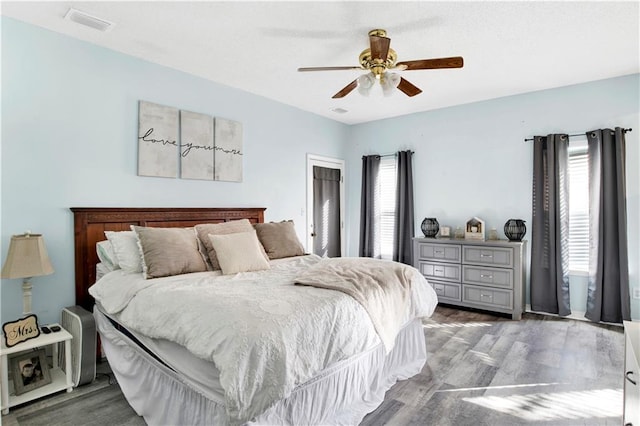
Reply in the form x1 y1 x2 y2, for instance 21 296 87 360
2 306 624 425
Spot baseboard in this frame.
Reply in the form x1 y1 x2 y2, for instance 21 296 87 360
525 305 625 326
525 304 586 321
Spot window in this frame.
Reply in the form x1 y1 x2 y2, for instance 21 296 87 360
378 157 397 260
568 138 589 273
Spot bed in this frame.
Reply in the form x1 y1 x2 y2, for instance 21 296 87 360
71 207 438 425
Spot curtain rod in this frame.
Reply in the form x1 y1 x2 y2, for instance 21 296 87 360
524 128 632 142
363 150 415 159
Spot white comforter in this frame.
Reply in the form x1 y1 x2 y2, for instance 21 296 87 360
89 254 437 425
295 257 416 353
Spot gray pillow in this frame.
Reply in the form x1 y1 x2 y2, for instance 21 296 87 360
254 220 305 259
132 226 207 279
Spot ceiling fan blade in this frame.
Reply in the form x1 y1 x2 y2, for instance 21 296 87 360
397 78 422 97
332 80 358 99
369 35 391 60
298 66 362 72
396 56 464 71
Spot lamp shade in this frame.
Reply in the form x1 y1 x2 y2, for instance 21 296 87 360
1 233 54 279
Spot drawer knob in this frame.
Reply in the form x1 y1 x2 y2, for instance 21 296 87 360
626 371 637 385
481 254 493 258
480 274 494 279
480 293 492 299
434 250 444 254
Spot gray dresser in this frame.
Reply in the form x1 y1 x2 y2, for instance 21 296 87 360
413 237 527 320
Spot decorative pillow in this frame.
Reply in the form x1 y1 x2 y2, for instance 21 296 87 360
131 226 207 279
104 231 143 274
208 231 270 275
96 240 119 270
194 229 213 271
195 219 268 270
254 220 305 259
96 262 114 281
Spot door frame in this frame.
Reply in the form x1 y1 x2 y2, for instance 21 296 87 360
306 154 345 256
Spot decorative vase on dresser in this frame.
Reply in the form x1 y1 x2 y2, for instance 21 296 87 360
504 219 526 241
413 237 527 320
421 218 439 237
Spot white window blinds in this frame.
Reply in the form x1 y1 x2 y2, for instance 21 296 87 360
379 157 397 260
568 139 589 273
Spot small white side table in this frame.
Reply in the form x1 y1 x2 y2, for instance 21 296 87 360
1 323 73 414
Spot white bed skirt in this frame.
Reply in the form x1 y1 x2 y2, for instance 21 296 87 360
94 307 427 426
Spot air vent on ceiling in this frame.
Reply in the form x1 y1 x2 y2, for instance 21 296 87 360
64 8 115 32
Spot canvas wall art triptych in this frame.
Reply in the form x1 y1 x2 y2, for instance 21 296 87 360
137 101 243 182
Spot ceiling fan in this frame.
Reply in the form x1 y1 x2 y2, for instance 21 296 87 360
298 29 463 99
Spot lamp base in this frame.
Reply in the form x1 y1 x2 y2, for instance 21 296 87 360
22 278 33 316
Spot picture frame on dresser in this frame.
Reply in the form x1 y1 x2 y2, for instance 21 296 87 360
9 348 51 395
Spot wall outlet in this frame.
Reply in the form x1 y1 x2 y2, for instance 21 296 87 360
633 287 640 300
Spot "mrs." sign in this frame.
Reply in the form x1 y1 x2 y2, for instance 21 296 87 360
2 314 40 348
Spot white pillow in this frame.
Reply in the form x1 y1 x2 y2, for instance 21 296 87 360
208 231 270 275
96 262 114 281
96 240 119 270
104 231 143 274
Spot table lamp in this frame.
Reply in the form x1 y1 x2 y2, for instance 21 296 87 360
1 232 54 315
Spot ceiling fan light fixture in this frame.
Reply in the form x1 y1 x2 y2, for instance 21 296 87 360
357 72 375 96
298 29 463 99
380 72 401 97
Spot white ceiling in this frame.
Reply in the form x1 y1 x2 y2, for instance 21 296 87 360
2 1 639 125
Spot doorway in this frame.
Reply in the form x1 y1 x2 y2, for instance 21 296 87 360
306 154 345 257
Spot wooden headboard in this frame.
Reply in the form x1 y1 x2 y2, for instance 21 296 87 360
71 207 266 311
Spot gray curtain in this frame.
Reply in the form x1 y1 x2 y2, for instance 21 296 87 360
530 134 571 316
585 128 630 323
313 166 341 258
393 150 414 265
359 155 380 258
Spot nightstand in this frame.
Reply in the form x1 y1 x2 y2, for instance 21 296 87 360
1 323 73 414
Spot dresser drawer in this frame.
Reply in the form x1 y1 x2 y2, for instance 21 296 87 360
463 246 513 268
462 265 514 289
418 261 461 283
463 285 513 309
431 281 461 302
417 243 461 263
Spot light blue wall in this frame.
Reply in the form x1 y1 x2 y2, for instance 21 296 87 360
345 73 640 320
3 17 638 324
1 18 349 324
